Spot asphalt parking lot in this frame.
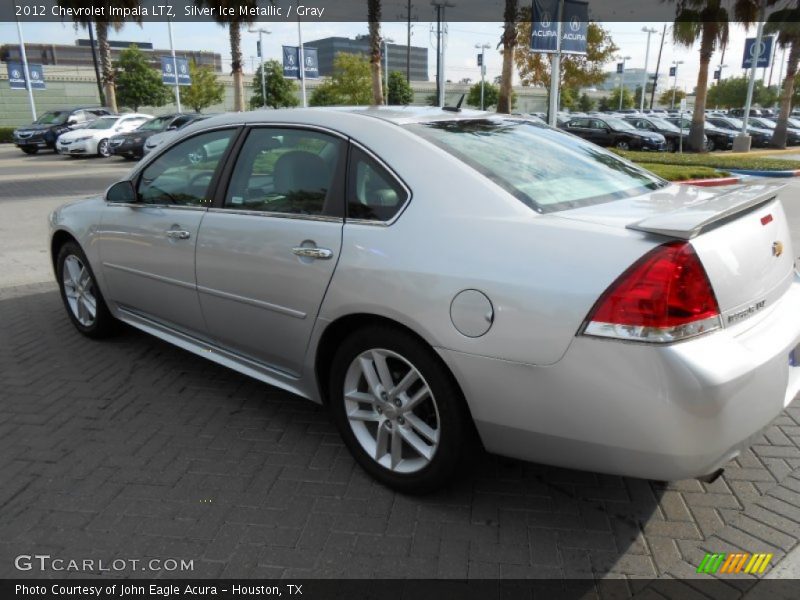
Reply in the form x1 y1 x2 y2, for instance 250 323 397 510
2 143 800 593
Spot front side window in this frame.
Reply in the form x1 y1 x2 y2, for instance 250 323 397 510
347 147 408 222
137 128 235 207
224 128 344 216
138 116 172 131
87 118 118 130
405 118 665 213
35 111 68 125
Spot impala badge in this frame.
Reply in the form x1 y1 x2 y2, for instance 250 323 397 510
772 241 784 258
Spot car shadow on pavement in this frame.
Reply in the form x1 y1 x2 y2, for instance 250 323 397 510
1 287 776 592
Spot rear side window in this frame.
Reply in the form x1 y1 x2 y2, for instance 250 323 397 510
347 147 408 222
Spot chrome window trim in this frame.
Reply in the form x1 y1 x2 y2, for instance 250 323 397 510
105 203 209 212
347 139 412 227
206 207 342 223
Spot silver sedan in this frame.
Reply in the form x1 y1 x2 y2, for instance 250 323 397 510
49 107 800 492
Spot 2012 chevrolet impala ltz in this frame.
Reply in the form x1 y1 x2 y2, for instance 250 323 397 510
49 107 800 492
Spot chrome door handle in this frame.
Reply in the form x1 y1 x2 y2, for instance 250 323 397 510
166 230 191 240
292 246 333 260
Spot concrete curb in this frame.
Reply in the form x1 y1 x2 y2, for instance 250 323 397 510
728 168 800 178
679 176 743 187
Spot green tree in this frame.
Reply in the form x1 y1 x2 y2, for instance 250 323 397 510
368 1 384 105
765 2 800 148
607 87 635 110
309 53 372 106
577 92 596 112
706 76 778 109
387 71 413 105
498 0 518 113
659 87 686 107
197 0 258 112
182 60 224 113
670 0 760 151
560 87 577 110
114 45 172 111
515 18 619 90
250 60 299 109
466 81 500 109
56 0 143 112
598 96 612 111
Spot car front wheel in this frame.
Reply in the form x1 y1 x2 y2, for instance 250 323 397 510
615 140 630 150
328 326 473 493
56 241 116 338
21 146 38 155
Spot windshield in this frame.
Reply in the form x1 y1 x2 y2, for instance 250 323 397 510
753 118 775 129
404 118 665 213
138 116 172 131
724 117 745 128
86 117 119 130
34 111 68 125
604 117 636 131
649 117 681 132
787 117 800 128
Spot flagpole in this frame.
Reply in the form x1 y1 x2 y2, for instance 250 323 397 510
168 19 182 112
15 18 36 121
547 0 563 127
298 19 307 107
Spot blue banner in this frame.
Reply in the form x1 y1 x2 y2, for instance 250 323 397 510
742 36 773 69
283 46 319 79
283 45 299 78
7 62 45 90
560 0 588 55
669 66 676 77
530 0 559 53
161 57 191 86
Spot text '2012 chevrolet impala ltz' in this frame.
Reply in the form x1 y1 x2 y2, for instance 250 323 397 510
49 107 800 492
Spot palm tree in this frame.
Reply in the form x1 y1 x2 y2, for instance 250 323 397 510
765 2 800 148
56 0 142 112
368 0 384 105
497 0 518 113
671 0 759 151
198 0 258 112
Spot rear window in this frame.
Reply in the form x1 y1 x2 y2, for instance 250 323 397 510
404 118 665 213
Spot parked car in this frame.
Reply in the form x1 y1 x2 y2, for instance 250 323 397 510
143 114 214 155
12 106 112 154
747 116 800 146
109 113 198 160
56 114 153 157
563 115 666 150
623 115 704 152
665 115 736 151
49 108 800 491
728 108 765 118
706 115 773 147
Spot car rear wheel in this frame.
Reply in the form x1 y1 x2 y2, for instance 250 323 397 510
706 138 716 152
21 147 38 155
56 241 116 338
97 139 110 157
615 140 630 150
328 326 473 493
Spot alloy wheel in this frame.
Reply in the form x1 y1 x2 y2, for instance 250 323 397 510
616 140 630 150
343 348 440 474
62 255 97 327
98 139 110 157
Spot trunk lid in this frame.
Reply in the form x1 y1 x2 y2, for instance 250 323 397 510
557 183 796 321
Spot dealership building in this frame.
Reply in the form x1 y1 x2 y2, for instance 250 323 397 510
304 35 428 81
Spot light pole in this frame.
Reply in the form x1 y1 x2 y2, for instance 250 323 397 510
713 63 727 109
640 27 658 112
383 37 394 105
670 60 683 109
15 18 36 120
249 26 271 109
618 56 631 110
475 43 490 110
432 0 454 107
167 19 181 112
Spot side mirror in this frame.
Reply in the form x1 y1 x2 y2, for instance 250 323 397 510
167 125 178 131
106 180 137 204
67 118 78 126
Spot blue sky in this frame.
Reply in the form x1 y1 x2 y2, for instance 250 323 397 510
0 20 783 92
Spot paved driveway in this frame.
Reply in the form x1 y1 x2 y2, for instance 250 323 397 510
1 144 800 595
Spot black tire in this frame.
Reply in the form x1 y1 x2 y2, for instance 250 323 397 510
615 139 630 151
56 241 117 338
706 138 716 152
328 325 474 494
20 146 38 155
97 139 110 157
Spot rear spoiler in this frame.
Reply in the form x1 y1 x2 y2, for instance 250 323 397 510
626 184 783 240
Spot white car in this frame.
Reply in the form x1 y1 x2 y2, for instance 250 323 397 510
57 114 153 157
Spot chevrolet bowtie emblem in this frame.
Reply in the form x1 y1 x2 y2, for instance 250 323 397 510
772 241 784 257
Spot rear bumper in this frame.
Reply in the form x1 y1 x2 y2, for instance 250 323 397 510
438 275 800 481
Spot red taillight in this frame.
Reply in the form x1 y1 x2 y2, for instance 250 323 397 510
583 241 721 342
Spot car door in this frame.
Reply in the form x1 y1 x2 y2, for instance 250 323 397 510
588 119 611 145
97 127 239 335
195 126 346 376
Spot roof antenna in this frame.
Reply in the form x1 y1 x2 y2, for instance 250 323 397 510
442 93 465 112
